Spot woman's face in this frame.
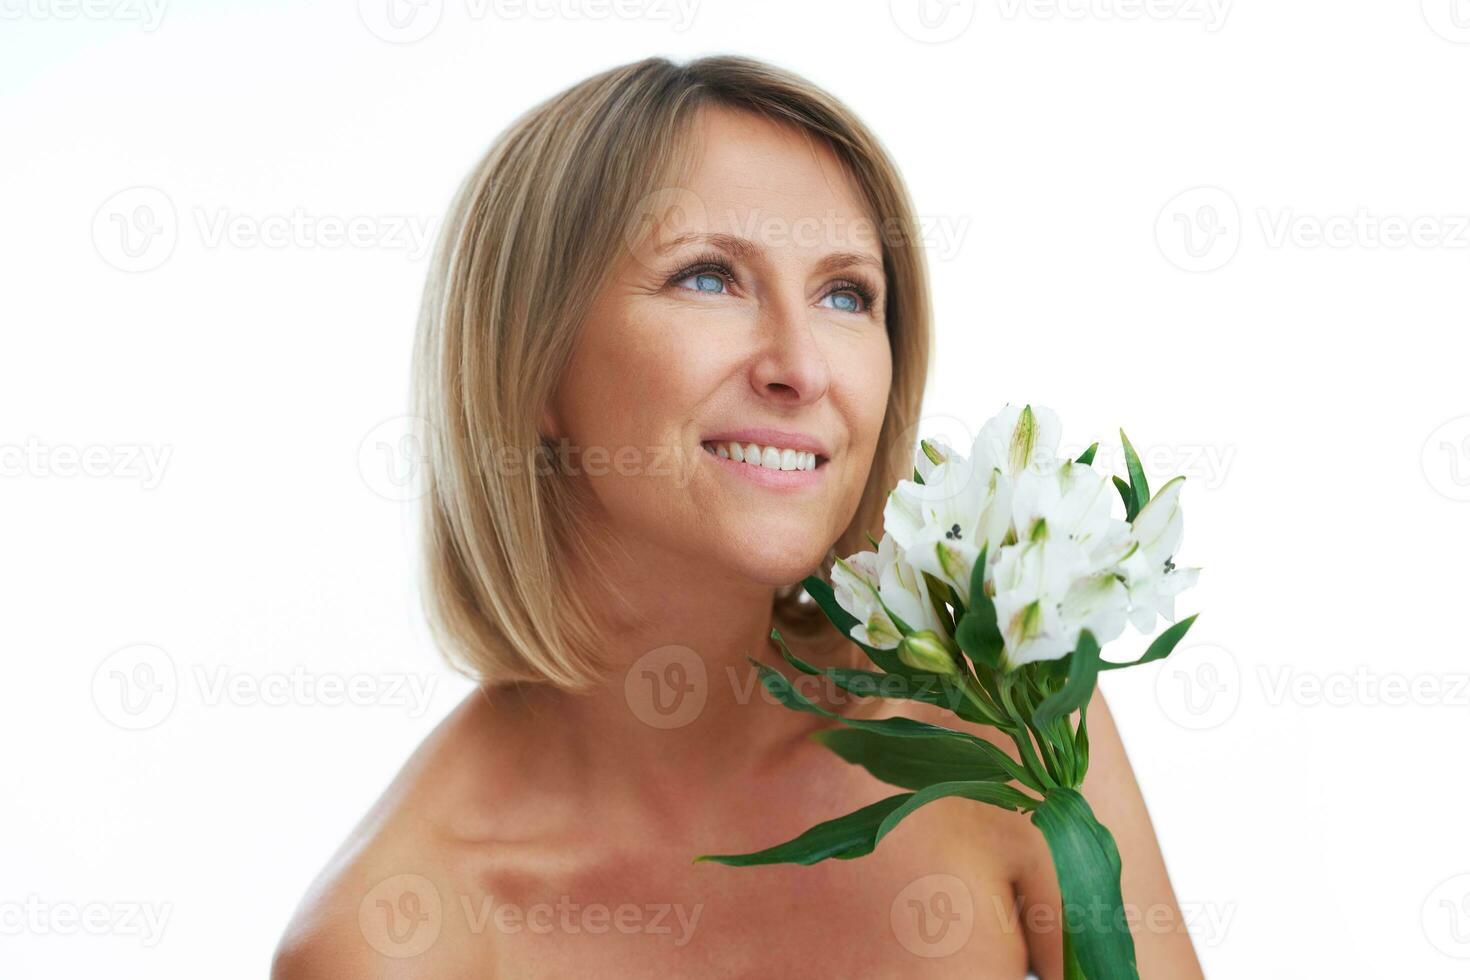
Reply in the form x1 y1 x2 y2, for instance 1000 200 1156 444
546 105 894 590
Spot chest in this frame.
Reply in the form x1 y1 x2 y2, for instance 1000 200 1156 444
448 799 1034 979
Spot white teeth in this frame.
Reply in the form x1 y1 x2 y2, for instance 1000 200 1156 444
702 441 820 471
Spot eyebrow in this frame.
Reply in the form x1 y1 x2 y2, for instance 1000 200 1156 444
657 232 884 278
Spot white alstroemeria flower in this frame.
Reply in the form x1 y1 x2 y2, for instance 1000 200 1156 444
1116 476 1201 632
831 534 950 650
991 534 1093 668
884 452 1012 597
1010 459 1121 558
971 404 1064 478
913 437 954 483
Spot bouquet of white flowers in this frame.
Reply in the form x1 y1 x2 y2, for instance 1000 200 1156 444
696 404 1201 980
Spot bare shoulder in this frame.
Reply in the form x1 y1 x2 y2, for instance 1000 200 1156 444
271 688 519 979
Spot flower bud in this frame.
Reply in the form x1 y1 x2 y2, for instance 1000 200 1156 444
898 630 959 676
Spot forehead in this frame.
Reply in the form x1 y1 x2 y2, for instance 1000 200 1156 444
671 105 881 254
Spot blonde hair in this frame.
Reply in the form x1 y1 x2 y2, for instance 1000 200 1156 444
412 54 932 690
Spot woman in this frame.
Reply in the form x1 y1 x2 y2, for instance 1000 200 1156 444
274 55 1203 978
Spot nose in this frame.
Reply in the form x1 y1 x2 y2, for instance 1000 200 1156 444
749 291 831 406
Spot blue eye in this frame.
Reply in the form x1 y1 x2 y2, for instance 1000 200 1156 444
675 270 728 294
824 291 860 313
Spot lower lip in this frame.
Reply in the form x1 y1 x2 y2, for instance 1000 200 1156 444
702 446 828 489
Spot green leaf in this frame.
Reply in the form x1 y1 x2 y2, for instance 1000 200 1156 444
770 630 978 721
1032 631 1101 728
695 794 910 866
812 728 1017 789
875 780 1037 842
1030 789 1138 980
748 661 1038 789
912 467 925 485
955 544 1004 670
799 575 920 677
1112 475 1137 522
696 780 1038 868
1119 429 1149 512
1074 442 1098 466
1099 614 1199 671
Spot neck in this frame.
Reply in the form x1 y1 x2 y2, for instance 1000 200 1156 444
513 524 836 810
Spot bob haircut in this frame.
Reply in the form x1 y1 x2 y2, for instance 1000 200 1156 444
412 54 932 691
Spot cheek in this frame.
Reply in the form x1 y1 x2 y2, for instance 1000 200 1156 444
557 304 717 455
837 331 894 449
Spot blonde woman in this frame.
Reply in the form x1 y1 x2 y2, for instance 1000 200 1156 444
273 55 1203 979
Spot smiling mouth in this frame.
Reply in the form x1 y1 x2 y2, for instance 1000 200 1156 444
699 440 826 472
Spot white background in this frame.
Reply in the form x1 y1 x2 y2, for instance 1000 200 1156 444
4 1 1469 977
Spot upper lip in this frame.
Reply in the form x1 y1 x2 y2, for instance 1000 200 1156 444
701 427 830 458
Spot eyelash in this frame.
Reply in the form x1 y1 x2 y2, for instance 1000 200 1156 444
666 252 879 313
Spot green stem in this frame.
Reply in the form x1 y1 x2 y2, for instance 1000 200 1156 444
998 677 1057 791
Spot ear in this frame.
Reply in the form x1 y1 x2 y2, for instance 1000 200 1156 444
539 403 562 442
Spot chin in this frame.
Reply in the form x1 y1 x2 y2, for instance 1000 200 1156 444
718 538 832 590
